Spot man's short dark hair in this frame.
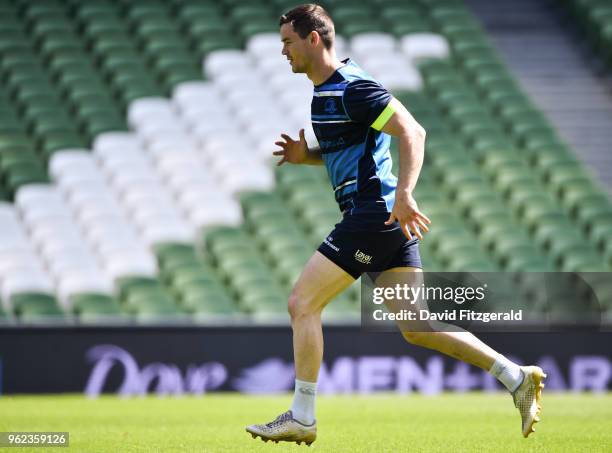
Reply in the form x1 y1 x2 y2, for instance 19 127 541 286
279 4 335 50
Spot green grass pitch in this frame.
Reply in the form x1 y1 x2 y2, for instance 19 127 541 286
0 393 610 452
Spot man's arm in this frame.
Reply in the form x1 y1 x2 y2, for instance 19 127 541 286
379 98 426 195
377 97 431 240
273 128 324 166
303 145 323 165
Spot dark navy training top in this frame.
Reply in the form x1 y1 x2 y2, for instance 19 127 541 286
311 59 397 228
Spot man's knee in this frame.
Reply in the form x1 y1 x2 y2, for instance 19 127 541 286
401 330 432 346
287 289 319 320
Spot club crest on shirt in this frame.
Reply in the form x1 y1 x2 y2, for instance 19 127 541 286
324 98 337 114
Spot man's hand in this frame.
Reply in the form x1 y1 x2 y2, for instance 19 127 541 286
384 192 431 240
273 129 308 166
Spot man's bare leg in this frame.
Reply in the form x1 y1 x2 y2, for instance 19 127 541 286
289 251 355 381
381 267 499 370
378 266 546 437
246 251 354 444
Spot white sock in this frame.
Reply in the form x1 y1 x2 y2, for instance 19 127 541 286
489 355 524 392
290 379 317 425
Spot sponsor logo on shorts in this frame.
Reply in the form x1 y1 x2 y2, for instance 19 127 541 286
323 237 339 252
354 249 372 264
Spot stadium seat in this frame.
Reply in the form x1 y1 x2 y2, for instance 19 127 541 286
71 293 123 321
11 292 64 321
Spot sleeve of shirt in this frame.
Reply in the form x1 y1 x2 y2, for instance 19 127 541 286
343 79 394 130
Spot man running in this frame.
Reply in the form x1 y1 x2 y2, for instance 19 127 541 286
246 4 545 446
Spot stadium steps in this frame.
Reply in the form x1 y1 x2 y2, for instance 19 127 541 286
465 0 612 194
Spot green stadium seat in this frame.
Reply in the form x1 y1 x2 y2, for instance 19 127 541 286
230 4 274 21
241 285 286 308
230 268 278 293
240 21 279 38
506 254 553 272
182 287 236 316
12 292 64 320
116 276 164 302
40 131 86 159
0 134 34 153
155 241 199 263
170 267 218 291
589 221 612 252
125 288 182 313
533 222 577 251
324 294 359 318
559 250 607 272
4 162 48 194
330 5 373 23
0 302 10 322
392 21 434 36
71 293 123 321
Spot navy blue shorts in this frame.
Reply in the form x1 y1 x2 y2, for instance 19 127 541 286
317 213 422 279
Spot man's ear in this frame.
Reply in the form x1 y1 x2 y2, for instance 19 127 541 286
309 30 320 46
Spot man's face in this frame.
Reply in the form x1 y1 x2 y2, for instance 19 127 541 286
280 23 311 73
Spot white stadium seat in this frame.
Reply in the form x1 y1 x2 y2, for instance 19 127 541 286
20 200 73 230
85 222 139 247
57 271 114 308
204 49 252 78
100 156 151 182
0 251 45 276
55 166 106 191
188 203 243 229
364 57 424 91
335 35 348 59
350 33 397 60
189 115 237 140
172 81 220 107
154 148 202 169
247 33 282 58
145 132 198 156
257 57 290 77
221 165 275 194
110 165 160 192
30 223 83 250
121 186 175 212
93 132 142 155
2 271 54 310
48 150 95 179
66 185 114 207
400 33 450 63
95 237 150 260
28 214 80 238
127 97 175 126
131 204 184 228
15 184 63 209
179 103 232 127
136 117 186 138
75 201 127 228
214 72 265 93
141 221 195 246
47 252 101 280
39 235 89 262
176 185 232 212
